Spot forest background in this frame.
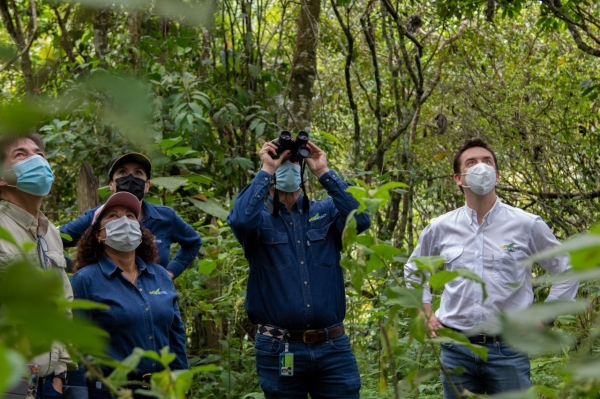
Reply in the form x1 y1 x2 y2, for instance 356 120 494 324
1 0 600 397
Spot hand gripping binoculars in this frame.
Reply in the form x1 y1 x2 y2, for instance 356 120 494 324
270 130 312 163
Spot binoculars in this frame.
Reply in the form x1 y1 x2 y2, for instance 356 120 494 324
270 130 312 163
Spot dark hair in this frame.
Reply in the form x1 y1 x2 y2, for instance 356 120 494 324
73 222 159 271
0 133 45 165
453 138 498 174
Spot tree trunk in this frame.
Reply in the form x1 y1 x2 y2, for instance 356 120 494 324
76 162 99 215
93 8 111 57
128 11 142 72
286 0 321 131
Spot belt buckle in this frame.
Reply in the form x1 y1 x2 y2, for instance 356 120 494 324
303 330 317 343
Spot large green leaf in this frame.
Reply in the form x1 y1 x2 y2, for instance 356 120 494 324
189 197 229 220
0 344 26 394
527 232 600 270
385 286 424 310
151 176 189 192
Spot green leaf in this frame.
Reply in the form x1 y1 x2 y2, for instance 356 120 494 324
370 244 401 261
372 182 409 201
527 232 600 270
429 271 460 290
198 259 217 275
151 176 189 192
0 344 26 394
408 312 427 343
412 256 445 274
0 225 19 249
189 197 229 220
342 210 358 248
385 286 424 310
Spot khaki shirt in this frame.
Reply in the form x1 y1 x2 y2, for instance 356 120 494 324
0 200 74 376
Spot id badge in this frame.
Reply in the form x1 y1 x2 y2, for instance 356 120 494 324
26 364 40 399
279 352 294 376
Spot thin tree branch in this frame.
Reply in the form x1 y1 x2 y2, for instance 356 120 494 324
0 0 37 73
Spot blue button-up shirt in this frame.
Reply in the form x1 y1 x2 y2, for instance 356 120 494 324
405 199 578 331
61 200 201 277
227 169 370 330
70 256 188 372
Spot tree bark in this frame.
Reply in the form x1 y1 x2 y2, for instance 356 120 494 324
286 0 321 131
0 0 37 95
93 8 111 57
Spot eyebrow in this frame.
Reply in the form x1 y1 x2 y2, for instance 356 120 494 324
11 146 43 155
464 156 493 163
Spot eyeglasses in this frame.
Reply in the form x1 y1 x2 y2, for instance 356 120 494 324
36 235 51 269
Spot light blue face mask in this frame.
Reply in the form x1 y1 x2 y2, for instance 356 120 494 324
275 161 301 192
4 155 55 196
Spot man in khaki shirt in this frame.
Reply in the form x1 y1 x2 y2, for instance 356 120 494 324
0 133 73 398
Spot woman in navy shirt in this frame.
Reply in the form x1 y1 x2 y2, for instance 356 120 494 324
70 192 188 399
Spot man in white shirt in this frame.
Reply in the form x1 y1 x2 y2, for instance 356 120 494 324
404 138 578 398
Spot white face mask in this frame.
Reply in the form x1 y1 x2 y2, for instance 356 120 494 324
100 216 142 252
462 163 497 196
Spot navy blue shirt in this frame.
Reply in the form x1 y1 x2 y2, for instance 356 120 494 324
61 200 201 278
70 256 188 373
227 169 370 330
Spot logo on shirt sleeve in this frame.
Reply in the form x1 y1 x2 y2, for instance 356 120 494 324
149 288 169 295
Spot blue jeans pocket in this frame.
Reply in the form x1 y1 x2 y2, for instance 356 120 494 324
328 334 351 351
254 335 283 356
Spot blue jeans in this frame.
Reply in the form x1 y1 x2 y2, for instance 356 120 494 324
254 333 361 399
440 341 531 398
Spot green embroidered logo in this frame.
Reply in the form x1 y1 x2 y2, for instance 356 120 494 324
149 288 168 295
500 243 518 252
309 213 326 222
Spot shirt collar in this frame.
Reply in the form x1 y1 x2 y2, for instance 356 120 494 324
464 197 501 226
98 255 154 277
268 194 308 214
0 200 48 238
141 200 163 220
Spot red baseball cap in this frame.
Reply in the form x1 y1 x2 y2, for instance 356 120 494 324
92 192 141 225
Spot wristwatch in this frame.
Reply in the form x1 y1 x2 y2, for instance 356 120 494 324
53 371 67 385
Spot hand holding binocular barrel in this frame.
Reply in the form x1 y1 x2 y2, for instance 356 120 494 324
259 141 289 175
304 142 330 179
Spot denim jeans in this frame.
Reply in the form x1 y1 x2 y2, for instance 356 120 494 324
440 341 531 398
254 333 361 399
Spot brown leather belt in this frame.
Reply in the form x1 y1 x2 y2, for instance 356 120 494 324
257 323 345 344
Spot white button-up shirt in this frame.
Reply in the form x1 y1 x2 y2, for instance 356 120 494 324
404 199 578 331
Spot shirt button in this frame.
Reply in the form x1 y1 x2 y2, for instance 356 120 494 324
306 303 310 307
149 336 153 340
264 177 268 180
145 307 149 311
300 261 304 265
139 288 143 292
289 222 293 225
297 240 301 244
304 281 307 285
325 179 330 182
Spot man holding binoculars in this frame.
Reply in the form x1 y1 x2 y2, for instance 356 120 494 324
227 132 369 398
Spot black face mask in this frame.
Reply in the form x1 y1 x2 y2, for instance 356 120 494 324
115 175 146 201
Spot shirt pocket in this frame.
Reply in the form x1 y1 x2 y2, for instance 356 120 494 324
259 228 291 271
441 246 464 288
492 250 528 288
307 222 336 269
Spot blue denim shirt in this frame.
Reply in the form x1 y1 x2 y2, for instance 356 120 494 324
70 256 188 372
227 169 370 330
61 200 201 277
